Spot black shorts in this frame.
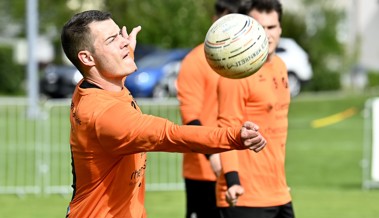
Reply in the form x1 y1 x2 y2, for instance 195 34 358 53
219 201 295 218
185 178 221 218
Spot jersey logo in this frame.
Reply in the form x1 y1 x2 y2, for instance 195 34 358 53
131 101 137 110
71 101 82 125
273 77 278 89
258 74 266 82
129 92 138 110
129 158 147 187
282 77 288 89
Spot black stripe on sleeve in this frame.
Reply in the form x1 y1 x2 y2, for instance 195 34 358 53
186 119 202 126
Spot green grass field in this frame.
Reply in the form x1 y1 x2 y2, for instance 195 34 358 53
1 92 379 218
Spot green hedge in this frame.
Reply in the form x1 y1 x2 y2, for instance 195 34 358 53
0 45 25 95
367 70 379 88
302 69 341 92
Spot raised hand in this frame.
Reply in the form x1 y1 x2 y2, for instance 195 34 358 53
121 25 141 52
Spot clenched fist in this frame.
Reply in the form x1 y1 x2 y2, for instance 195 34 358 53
240 121 266 152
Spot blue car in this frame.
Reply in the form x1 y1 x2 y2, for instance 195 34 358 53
125 48 190 98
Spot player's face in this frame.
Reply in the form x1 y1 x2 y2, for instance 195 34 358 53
89 19 137 80
248 9 282 59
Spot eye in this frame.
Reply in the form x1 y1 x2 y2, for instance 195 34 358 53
106 37 115 44
268 25 277 30
106 33 119 44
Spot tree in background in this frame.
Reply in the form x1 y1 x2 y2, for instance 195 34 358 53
105 0 214 49
106 0 347 93
281 0 346 92
0 0 350 94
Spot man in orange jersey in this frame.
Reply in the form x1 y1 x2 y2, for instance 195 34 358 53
216 0 295 217
61 10 266 218
176 0 243 218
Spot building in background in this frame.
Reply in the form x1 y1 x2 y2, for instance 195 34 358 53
353 0 379 70
283 0 379 71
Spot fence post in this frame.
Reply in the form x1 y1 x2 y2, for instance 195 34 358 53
363 97 379 189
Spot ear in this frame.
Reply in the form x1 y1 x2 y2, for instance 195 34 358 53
78 50 95 67
212 15 219 23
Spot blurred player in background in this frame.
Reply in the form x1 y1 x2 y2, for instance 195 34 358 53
176 0 243 217
215 0 296 217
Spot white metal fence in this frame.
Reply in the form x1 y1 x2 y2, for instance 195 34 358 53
362 97 379 189
0 97 184 196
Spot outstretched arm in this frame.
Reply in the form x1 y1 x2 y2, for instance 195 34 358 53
96 103 266 155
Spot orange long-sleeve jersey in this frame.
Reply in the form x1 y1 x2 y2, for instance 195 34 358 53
216 55 292 207
177 43 220 181
66 80 247 218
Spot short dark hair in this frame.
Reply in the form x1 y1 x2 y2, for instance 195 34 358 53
214 0 241 16
239 0 283 22
61 10 112 70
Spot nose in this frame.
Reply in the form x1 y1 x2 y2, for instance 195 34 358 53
120 36 130 49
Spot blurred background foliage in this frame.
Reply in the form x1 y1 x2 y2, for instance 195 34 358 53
107 0 215 48
0 46 24 95
0 0 375 95
281 0 346 92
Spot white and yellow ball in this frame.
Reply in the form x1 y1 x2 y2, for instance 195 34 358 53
204 13 269 79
